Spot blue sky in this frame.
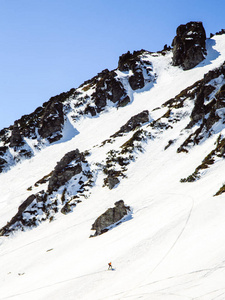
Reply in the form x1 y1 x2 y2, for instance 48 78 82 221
1 0 225 129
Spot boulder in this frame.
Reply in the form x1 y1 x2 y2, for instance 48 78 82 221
107 176 120 190
172 21 206 70
91 200 130 236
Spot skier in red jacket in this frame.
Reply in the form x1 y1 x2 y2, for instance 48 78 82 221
108 262 112 270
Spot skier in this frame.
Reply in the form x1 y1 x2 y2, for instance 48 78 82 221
108 262 113 270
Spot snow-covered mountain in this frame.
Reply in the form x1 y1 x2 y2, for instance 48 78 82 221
1 22 225 299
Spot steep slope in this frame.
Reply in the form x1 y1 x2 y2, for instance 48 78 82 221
1 23 225 299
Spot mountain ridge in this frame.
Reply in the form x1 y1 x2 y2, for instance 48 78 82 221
1 22 225 300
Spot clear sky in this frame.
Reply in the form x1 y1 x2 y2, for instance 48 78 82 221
1 0 225 130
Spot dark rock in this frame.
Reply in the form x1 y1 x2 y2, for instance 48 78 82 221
129 70 145 90
48 149 83 193
107 176 120 189
172 21 206 70
9 123 24 147
91 200 130 236
84 105 97 116
17 194 37 214
0 194 36 236
190 87 205 122
115 110 149 136
118 95 131 107
92 70 129 112
118 51 133 71
163 44 171 51
212 29 225 37
0 146 8 156
61 203 73 215
38 100 64 142
0 157 7 172
118 50 146 90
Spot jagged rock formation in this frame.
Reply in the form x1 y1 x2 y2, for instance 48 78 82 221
118 50 147 90
1 22 225 239
48 149 83 193
91 200 131 236
0 88 76 172
0 50 155 173
112 110 149 137
210 29 225 38
9 123 24 148
0 149 94 236
38 100 64 142
172 21 206 70
176 62 225 153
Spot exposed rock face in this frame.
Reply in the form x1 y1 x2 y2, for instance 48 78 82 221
0 148 93 236
0 157 7 172
112 110 149 137
118 50 145 90
0 47 155 174
91 200 130 236
172 21 206 70
9 123 24 147
189 62 225 126
48 149 83 193
120 110 149 132
38 100 64 142
0 194 37 236
91 69 129 112
0 88 76 173
174 62 225 153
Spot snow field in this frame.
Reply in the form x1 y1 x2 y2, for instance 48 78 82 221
1 35 225 299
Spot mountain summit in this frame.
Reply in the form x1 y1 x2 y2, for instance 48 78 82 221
1 22 225 299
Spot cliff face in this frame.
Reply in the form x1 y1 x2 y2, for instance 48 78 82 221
172 21 206 70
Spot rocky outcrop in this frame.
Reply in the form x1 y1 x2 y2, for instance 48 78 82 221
0 194 38 236
121 110 149 132
91 69 130 112
210 29 225 38
172 21 206 70
48 149 84 193
9 123 24 148
112 110 149 138
118 50 146 90
0 88 76 173
91 200 131 236
175 63 225 153
0 148 93 236
0 47 155 174
38 100 64 143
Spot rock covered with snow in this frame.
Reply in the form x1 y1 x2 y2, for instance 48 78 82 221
0 148 94 236
172 21 206 70
118 50 152 90
48 149 83 193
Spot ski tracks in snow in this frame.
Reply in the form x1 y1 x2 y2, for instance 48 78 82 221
148 193 195 275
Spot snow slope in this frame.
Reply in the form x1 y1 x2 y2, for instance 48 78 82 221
1 34 225 299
